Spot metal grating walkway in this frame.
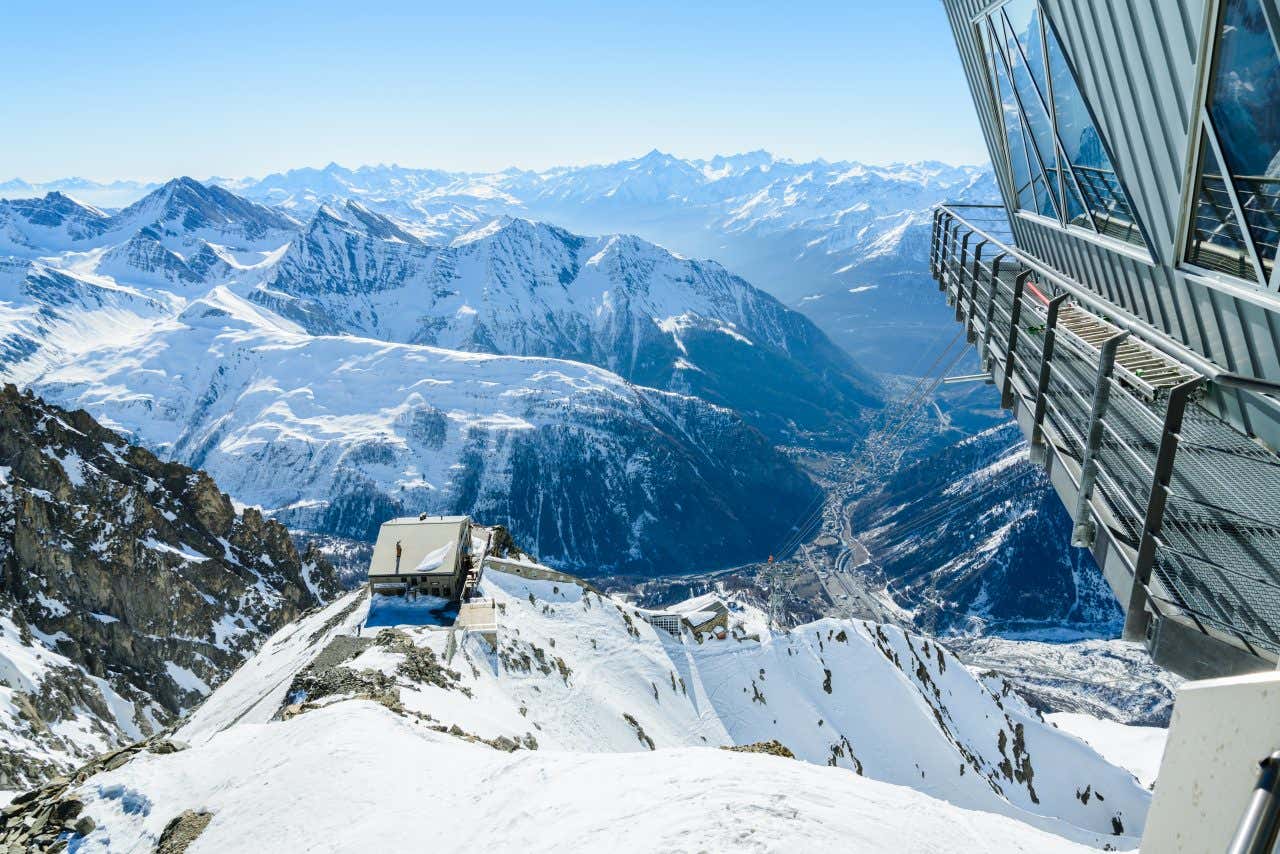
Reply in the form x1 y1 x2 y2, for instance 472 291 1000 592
931 204 1280 673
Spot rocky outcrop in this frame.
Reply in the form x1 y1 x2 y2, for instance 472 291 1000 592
0 735 188 852
0 384 340 791
722 740 796 759
155 809 214 854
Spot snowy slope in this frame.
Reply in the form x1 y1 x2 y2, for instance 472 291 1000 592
171 567 1151 848
1047 713 1167 789
16 285 818 574
0 563 1155 850
52 701 1098 853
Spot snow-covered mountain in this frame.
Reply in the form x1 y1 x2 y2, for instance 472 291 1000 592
106 177 299 256
0 384 338 794
0 178 159 211
0 562 1155 850
218 151 997 303
207 152 999 374
0 179 846 575
254 201 879 437
7 154 998 366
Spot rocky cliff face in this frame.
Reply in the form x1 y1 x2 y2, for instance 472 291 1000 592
0 384 339 792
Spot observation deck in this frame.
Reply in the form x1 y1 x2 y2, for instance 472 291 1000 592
932 204 1280 678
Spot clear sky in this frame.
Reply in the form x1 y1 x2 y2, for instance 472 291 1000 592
2 0 988 182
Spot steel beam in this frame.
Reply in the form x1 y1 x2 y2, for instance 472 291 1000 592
1029 293 1069 457
966 240 989 339
952 232 973 308
940 219 961 292
929 209 940 277
980 253 1008 368
1070 331 1130 547
1000 270 1031 409
1123 378 1202 641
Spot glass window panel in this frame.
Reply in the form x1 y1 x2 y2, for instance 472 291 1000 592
984 21 1039 211
1003 0 1050 96
1004 0 1103 232
1043 16 1143 244
998 12 1064 218
1186 132 1259 281
1033 173 1056 218
1204 0 1280 277
1059 168 1088 224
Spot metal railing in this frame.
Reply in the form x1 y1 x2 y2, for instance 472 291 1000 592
1229 750 1280 854
1189 173 1280 279
1188 174 1275 280
931 204 1280 665
1069 165 1142 244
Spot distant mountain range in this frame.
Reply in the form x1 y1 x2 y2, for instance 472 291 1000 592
0 175 870 576
5 152 997 373
5 151 996 300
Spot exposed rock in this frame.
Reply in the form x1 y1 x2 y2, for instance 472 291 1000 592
0 734 189 850
622 713 655 751
155 809 214 854
0 384 341 790
722 740 796 759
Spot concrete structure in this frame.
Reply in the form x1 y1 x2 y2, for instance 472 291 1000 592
482 556 602 595
637 595 732 639
455 598 498 647
1142 670 1280 852
367 515 472 601
671 595 730 636
936 0 1280 679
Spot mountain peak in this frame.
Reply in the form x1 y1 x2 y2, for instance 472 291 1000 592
115 177 299 240
307 200 422 245
635 148 678 165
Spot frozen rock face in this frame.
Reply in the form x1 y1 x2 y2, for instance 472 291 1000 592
255 205 880 439
0 384 339 791
97 227 207 287
0 192 109 252
107 177 299 251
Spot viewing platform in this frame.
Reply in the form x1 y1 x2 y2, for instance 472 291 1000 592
932 204 1280 679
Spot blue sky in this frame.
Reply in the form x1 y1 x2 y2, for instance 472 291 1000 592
2 0 988 181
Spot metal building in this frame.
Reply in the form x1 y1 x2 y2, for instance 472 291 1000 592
934 0 1280 677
